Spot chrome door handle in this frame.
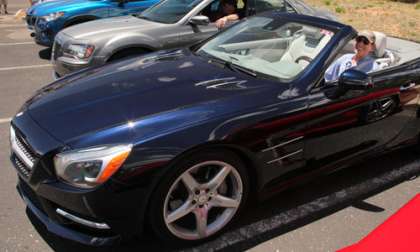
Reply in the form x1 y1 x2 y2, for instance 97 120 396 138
400 83 416 91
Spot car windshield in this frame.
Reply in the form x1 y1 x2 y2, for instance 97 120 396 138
197 16 335 81
139 0 204 24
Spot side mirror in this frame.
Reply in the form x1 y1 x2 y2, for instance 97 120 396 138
189 15 210 26
117 0 126 7
338 69 373 91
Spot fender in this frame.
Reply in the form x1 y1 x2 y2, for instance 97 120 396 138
102 34 161 62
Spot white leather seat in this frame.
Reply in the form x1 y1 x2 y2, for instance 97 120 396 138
280 26 332 68
373 31 396 69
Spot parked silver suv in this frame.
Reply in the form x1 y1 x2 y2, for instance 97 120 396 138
52 0 335 78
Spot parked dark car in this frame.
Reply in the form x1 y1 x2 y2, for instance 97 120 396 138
51 0 336 78
10 12 420 247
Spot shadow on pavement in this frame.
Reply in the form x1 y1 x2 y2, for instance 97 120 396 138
38 48 51 60
27 148 420 252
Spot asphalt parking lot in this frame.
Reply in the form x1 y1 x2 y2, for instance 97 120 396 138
1 3 420 252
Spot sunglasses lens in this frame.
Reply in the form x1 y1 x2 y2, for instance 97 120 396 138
356 37 369 45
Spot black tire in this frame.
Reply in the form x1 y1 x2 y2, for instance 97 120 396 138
148 149 249 246
63 18 95 28
108 48 150 62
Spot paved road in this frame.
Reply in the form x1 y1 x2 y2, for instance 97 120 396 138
0 4 419 252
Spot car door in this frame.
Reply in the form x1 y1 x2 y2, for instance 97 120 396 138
175 0 220 47
303 59 420 170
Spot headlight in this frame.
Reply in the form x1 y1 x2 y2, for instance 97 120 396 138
41 12 65 21
54 144 132 188
63 44 95 60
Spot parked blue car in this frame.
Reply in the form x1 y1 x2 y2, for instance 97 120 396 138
26 0 159 47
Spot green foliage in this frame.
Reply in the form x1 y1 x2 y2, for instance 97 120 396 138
335 6 346 13
324 0 331 5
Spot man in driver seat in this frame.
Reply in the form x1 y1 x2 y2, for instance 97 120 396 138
325 30 379 82
214 0 244 29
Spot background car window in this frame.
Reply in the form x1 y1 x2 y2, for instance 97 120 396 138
253 0 296 14
201 0 247 23
198 17 335 81
139 0 203 23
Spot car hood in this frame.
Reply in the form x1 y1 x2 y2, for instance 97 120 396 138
29 0 105 16
23 49 277 145
61 15 161 40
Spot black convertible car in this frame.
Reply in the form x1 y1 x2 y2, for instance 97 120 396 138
10 12 420 246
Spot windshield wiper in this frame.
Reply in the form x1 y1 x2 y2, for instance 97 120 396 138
200 51 257 77
227 56 257 77
135 14 151 21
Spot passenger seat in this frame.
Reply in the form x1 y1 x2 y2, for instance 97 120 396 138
373 31 396 70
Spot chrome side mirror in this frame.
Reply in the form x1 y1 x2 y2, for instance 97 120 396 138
189 15 210 26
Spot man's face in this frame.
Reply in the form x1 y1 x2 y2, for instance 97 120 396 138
222 2 236 14
355 36 374 58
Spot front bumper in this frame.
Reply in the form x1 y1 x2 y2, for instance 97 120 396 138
26 14 36 30
10 115 155 246
52 55 106 79
14 171 150 246
17 180 120 246
33 19 57 47
52 56 91 78
34 28 55 47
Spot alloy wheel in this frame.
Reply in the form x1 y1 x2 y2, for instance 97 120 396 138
163 160 243 240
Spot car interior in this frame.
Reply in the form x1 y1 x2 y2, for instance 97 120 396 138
213 22 334 79
202 15 420 82
201 0 247 23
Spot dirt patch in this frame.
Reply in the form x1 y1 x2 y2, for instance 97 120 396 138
306 0 420 42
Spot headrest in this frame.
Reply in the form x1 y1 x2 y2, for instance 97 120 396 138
302 26 323 41
373 31 387 58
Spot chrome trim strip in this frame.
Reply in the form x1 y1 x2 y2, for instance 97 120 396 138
267 149 303 164
56 208 110 230
262 136 304 153
10 127 34 169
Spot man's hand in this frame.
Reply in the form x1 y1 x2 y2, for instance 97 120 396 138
216 17 228 29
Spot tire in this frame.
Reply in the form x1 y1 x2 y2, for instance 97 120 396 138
148 149 249 246
108 48 150 62
64 18 95 28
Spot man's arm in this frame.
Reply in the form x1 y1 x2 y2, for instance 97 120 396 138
215 14 239 28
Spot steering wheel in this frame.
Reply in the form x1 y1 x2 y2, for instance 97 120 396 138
295 56 313 64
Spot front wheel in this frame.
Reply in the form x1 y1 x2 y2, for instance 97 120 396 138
148 150 249 245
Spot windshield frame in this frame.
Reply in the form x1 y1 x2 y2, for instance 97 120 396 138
194 15 340 83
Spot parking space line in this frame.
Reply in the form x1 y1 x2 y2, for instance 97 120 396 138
0 24 26 28
0 118 12 124
0 64 51 71
0 42 35 46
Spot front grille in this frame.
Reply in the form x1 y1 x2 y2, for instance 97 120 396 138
13 155 31 178
11 126 39 176
14 132 37 166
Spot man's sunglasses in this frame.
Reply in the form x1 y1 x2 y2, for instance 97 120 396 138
356 36 371 45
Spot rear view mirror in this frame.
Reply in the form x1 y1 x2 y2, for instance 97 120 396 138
189 16 210 26
338 69 373 91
